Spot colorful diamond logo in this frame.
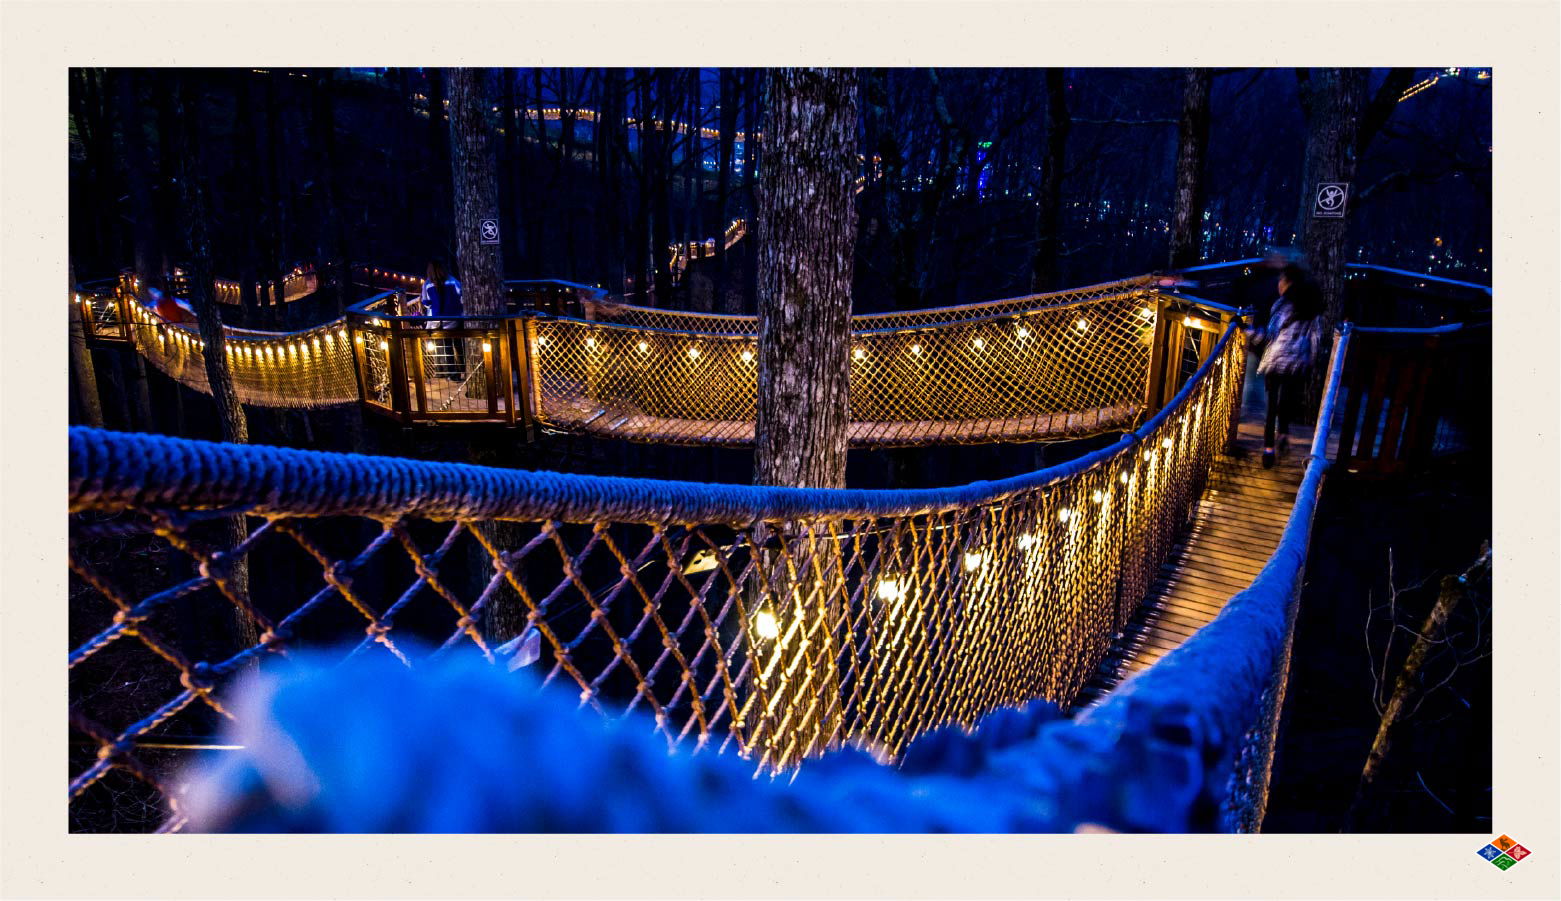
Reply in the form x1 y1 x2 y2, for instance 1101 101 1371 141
1493 834 1517 852
1478 844 1503 861
1492 855 1517 871
1508 844 1530 862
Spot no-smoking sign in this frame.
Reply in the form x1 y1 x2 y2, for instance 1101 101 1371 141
1312 182 1349 219
479 218 501 245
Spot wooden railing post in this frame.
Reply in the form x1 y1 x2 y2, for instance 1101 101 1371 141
1143 294 1170 417
386 318 412 423
511 315 536 440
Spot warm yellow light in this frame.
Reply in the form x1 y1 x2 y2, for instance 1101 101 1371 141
426 340 436 351
1058 508 1072 522
354 334 363 344
740 349 754 363
1075 318 1088 332
1017 533 1036 550
687 346 700 359
482 341 492 352
754 610 780 639
875 578 905 603
1140 307 1155 320
378 339 389 350
1017 326 1030 338
1162 437 1173 449
537 336 548 347
911 344 922 355
637 341 649 353
338 329 348 340
962 551 986 572
1184 316 1196 326
1092 490 1104 503
586 337 597 349
973 337 985 350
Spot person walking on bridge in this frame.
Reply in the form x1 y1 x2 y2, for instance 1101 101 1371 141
1248 263 1324 469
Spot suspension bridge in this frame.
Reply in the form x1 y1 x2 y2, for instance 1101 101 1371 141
67 261 1488 832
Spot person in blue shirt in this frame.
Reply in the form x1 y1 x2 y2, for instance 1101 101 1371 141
419 261 466 374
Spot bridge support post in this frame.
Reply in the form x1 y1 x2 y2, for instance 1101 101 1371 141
1143 294 1171 417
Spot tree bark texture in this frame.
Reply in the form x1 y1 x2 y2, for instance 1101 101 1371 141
1030 68 1070 293
1295 68 1366 330
174 74 259 655
448 67 505 317
1168 68 1213 270
68 269 105 429
753 68 859 490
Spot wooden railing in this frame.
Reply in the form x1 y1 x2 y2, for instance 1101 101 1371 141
1332 323 1491 476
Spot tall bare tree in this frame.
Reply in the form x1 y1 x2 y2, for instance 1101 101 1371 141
1295 68 1414 329
1030 68 1070 292
448 67 505 316
1168 68 1213 270
753 68 859 489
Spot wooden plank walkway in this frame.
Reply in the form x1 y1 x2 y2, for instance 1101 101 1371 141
1074 376 1322 709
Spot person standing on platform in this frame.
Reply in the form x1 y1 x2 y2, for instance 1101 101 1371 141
1247 263 1324 469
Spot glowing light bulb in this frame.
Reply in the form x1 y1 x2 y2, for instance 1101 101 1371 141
911 344 922 355
876 579 905 603
1017 533 1036 550
1075 318 1089 332
1184 316 1196 326
426 340 436 351
1058 508 1072 522
1162 437 1173 448
537 336 548 347
482 341 492 352
586 337 597 349
1017 326 1030 338
973 337 985 350
962 551 986 572
754 611 780 639
1140 308 1155 320
1092 490 1104 503
1120 471 1129 484
853 347 865 360
637 341 649 353
687 346 700 359
378 339 389 350
740 349 754 363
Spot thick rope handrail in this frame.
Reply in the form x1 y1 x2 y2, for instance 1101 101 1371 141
1042 324 1353 832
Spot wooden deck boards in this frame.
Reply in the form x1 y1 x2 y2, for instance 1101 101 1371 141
1073 383 1321 710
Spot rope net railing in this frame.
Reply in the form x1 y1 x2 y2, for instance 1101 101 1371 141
124 293 363 409
80 270 1213 444
535 286 1166 445
67 323 1245 831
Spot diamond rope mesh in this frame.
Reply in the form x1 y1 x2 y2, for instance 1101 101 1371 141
82 271 1179 443
67 325 1245 831
536 286 1161 445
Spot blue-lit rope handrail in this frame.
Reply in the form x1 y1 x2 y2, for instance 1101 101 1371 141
1033 323 1353 833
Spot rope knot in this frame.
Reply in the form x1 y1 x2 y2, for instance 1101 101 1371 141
327 560 354 588
96 737 136 762
259 627 292 648
455 615 477 632
364 621 392 642
199 552 232 584
180 662 216 694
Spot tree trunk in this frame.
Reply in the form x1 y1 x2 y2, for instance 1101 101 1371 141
716 67 737 311
1294 68 1366 330
68 265 105 429
233 71 263 326
114 70 161 293
448 67 505 317
173 74 259 655
1168 67 1213 270
741 71 762 314
753 68 859 490
1343 546 1492 832
310 68 349 315
426 68 452 252
1030 68 1070 293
